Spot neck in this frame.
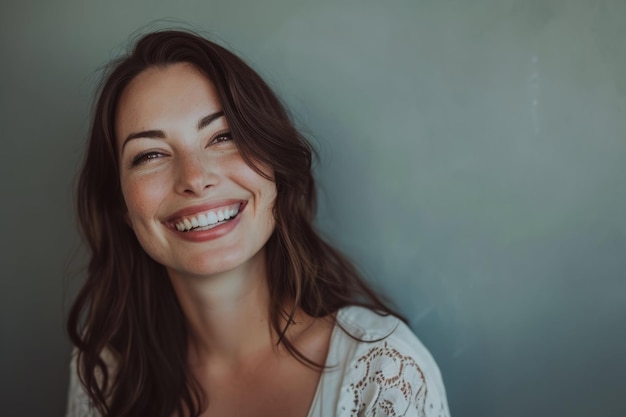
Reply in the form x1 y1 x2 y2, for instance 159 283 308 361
167 249 276 368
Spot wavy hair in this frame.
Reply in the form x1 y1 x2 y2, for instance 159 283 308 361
67 29 400 417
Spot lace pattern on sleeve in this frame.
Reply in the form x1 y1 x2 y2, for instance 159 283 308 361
345 341 446 417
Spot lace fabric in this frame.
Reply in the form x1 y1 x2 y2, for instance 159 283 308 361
311 306 450 417
343 341 448 417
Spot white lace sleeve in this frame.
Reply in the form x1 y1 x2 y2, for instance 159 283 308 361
65 351 105 417
344 341 449 417
65 354 94 417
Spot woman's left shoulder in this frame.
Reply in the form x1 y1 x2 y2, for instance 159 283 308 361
335 306 451 417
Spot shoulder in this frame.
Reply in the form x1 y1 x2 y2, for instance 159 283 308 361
333 306 450 417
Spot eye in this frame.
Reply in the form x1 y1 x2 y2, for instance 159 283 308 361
208 131 233 146
131 151 165 166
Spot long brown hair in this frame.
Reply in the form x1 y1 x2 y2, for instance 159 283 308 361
68 29 400 417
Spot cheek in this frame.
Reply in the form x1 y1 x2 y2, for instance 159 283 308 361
259 182 278 236
121 174 169 222
224 158 276 206
248 175 277 214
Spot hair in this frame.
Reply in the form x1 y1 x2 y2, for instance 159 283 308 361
67 29 401 417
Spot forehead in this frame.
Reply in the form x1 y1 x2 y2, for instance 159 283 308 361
115 63 223 139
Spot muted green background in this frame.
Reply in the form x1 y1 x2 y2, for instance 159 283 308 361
1 0 625 416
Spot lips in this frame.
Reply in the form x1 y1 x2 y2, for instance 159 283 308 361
166 202 243 232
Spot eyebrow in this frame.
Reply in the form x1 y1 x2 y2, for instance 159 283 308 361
121 110 225 150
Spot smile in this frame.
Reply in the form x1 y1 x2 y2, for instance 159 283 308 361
170 203 242 232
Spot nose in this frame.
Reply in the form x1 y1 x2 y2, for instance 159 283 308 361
174 152 217 196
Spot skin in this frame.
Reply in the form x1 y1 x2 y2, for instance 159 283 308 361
116 63 333 417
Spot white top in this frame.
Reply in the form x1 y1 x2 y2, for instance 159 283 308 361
66 306 450 417
307 306 450 417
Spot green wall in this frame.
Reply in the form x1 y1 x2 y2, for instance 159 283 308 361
1 1 625 415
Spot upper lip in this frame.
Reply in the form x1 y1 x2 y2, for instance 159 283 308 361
164 199 246 223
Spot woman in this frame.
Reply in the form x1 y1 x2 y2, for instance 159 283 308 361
66 29 450 417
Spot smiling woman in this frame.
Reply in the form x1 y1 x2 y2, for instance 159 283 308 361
116 63 277 278
66 30 450 417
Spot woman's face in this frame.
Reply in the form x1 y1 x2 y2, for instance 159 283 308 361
115 63 277 279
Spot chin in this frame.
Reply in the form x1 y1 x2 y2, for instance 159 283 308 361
171 248 265 279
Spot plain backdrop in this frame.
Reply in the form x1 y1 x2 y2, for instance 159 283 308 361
1 1 625 416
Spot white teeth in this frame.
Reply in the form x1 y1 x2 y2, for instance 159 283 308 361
173 203 241 232
206 211 218 224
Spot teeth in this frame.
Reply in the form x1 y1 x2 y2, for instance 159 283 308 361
173 203 241 232
206 211 218 224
